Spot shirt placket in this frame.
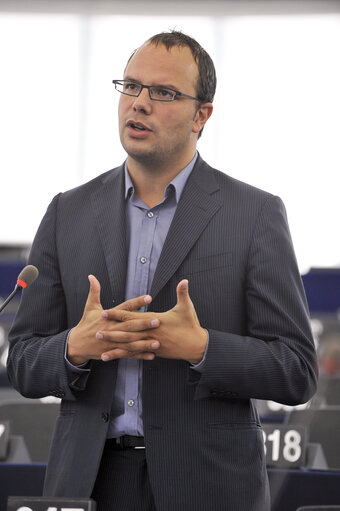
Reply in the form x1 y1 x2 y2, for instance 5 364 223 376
124 206 158 433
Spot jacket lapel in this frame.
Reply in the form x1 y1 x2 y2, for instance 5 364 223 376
150 156 222 301
90 164 127 303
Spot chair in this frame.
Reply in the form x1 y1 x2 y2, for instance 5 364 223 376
286 408 340 470
0 401 59 462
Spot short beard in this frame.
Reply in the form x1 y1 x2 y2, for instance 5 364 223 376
124 147 162 169
121 138 191 172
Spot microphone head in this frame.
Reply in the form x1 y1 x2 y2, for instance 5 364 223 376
17 265 39 289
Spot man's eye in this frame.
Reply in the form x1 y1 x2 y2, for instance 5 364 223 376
124 82 138 91
152 87 173 99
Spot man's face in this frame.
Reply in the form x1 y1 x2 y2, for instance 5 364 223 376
118 43 207 169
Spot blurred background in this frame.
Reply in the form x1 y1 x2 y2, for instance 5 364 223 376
0 0 339 272
0 1 340 510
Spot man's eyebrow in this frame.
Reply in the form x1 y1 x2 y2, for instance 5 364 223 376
123 76 140 83
123 76 179 90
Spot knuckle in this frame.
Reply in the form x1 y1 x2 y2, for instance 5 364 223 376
125 321 135 332
122 332 130 341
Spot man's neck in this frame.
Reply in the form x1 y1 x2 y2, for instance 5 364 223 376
126 153 195 208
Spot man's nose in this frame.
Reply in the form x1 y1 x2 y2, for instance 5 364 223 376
132 87 152 114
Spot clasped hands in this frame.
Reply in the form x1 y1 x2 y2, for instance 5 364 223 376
67 275 208 366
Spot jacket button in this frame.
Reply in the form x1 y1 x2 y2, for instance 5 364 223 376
101 412 110 422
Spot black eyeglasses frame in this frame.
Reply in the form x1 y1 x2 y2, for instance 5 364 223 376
112 79 201 103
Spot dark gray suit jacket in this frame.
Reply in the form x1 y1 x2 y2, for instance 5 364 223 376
7 155 317 511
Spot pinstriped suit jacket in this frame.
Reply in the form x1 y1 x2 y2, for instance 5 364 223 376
7 154 317 511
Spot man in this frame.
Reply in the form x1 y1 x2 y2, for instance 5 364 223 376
7 31 318 511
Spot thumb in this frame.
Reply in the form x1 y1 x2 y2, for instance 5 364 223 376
175 279 200 324
84 274 102 310
176 279 191 307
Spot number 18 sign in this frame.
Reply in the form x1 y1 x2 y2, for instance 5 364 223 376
262 424 307 468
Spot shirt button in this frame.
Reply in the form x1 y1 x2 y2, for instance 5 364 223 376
128 399 135 407
147 211 154 218
140 257 147 264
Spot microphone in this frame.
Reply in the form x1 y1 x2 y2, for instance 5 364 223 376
0 264 39 313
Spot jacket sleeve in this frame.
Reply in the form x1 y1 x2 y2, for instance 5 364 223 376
193 195 318 405
7 194 91 400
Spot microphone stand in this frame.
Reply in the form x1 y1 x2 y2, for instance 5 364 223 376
0 284 21 314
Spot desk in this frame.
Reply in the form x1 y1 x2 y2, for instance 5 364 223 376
269 468 340 511
0 463 45 510
1 464 340 511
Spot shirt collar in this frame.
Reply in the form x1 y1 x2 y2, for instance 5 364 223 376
124 152 198 204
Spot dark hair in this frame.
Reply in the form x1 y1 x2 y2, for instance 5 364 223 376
147 30 216 104
127 30 217 138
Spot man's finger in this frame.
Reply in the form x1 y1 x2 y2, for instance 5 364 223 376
96 329 159 344
100 317 160 332
108 294 152 314
84 274 102 310
176 279 191 306
102 350 156 361
101 342 159 361
103 309 136 322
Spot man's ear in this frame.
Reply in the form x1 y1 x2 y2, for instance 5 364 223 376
192 102 213 134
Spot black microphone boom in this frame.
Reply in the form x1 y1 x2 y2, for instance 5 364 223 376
0 265 39 313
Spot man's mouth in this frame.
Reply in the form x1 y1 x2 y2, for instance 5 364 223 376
132 124 145 131
127 121 151 132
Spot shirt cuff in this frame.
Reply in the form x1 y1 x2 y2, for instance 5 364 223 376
190 330 209 373
64 329 91 372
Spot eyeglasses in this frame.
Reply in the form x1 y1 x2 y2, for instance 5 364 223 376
112 79 200 102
